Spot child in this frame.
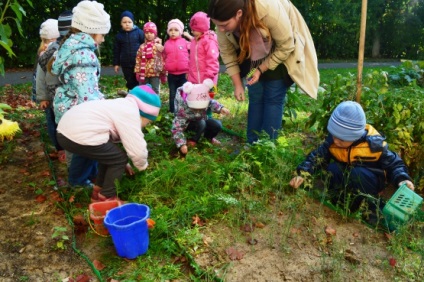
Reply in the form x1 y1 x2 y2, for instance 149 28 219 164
163 19 190 113
36 11 72 162
32 19 60 102
50 0 111 188
187 12 220 85
171 79 230 155
289 101 415 227
134 22 165 94
113 10 145 91
35 18 65 161
57 85 161 202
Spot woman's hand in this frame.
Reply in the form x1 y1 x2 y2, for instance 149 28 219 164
246 68 261 86
289 176 304 189
233 84 245 101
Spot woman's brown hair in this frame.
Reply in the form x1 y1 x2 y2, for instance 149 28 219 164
238 0 271 63
207 0 271 63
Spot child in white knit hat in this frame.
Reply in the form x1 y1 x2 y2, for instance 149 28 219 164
163 18 191 113
36 14 71 163
171 78 230 155
57 84 161 202
289 101 415 229
49 0 111 189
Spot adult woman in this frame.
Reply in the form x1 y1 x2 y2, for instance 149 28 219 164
207 0 319 143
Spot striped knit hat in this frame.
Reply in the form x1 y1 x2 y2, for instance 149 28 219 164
127 84 161 121
327 101 366 141
58 10 72 37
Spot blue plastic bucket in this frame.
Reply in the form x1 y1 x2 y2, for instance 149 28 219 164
104 203 150 259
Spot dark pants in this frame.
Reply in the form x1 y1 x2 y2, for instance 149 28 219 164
168 73 187 113
122 66 138 91
327 162 386 212
45 107 62 151
186 119 222 142
57 133 128 197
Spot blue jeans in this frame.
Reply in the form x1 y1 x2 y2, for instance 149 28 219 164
45 107 62 151
246 79 287 143
67 153 98 187
168 73 187 113
327 162 385 212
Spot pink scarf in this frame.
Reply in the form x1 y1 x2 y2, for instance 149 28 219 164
139 41 155 82
249 28 272 67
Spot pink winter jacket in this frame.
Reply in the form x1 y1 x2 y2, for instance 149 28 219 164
163 37 190 75
187 30 219 85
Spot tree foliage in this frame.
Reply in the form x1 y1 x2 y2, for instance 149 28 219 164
1 0 423 70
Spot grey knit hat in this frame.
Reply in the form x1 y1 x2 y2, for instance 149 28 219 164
71 0 111 35
327 101 366 141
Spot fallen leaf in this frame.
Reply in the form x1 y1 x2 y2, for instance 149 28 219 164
75 274 92 282
352 232 360 238
192 214 205 226
255 222 265 228
93 259 105 270
325 226 337 236
225 247 244 260
68 195 75 203
240 223 254 232
290 227 302 234
35 195 47 203
389 257 397 267
40 170 50 177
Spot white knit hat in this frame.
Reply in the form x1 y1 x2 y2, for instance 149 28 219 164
71 0 111 34
39 19 60 39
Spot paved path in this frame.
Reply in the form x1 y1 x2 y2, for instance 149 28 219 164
0 62 401 86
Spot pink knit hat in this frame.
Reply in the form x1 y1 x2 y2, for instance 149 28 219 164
182 79 214 109
143 22 157 36
190 12 210 33
167 19 184 35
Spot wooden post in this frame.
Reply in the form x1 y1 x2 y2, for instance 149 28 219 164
356 0 368 103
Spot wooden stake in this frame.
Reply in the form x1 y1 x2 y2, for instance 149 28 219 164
356 0 368 103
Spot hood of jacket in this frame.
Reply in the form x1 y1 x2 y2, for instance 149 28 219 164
52 32 98 76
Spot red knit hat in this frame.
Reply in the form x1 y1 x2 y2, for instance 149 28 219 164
143 22 157 36
190 12 210 33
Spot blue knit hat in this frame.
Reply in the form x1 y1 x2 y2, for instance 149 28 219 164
121 11 134 22
327 101 366 141
126 84 161 121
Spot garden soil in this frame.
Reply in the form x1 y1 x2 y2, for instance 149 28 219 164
0 87 407 281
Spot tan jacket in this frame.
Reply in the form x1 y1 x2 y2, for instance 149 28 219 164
216 0 319 99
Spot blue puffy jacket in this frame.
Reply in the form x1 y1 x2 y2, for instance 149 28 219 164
113 26 144 68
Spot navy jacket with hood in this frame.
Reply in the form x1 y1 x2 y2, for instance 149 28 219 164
113 26 144 68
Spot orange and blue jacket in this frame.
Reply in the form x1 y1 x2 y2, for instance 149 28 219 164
297 124 412 186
